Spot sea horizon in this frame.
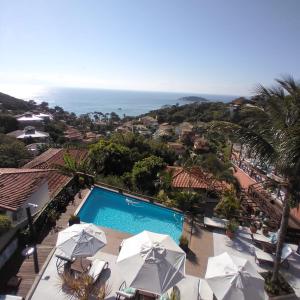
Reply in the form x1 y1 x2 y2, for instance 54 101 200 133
16 86 239 116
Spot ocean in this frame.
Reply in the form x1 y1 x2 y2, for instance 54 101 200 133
28 87 237 116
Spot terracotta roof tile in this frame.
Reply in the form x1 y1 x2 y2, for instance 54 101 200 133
0 169 47 211
22 148 88 169
0 168 71 211
167 166 227 191
1 148 87 211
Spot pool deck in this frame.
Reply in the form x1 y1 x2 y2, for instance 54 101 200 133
1 186 214 299
4 184 300 299
76 184 213 277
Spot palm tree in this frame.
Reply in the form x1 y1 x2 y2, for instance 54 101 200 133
57 152 92 176
211 75 300 282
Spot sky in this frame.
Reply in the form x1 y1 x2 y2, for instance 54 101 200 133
0 0 300 98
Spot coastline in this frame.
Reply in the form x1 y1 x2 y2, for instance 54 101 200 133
19 87 238 116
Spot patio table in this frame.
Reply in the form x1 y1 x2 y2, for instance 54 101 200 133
70 258 91 274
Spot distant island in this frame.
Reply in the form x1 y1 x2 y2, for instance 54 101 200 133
178 96 209 103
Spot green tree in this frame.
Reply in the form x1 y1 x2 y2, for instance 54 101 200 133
57 152 92 176
44 121 66 144
171 191 199 211
89 140 132 175
214 190 240 219
0 134 30 167
132 155 165 194
211 76 300 283
0 114 18 133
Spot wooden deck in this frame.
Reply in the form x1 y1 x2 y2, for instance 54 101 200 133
0 189 89 299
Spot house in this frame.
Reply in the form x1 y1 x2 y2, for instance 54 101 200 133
153 123 175 140
16 112 52 129
83 131 102 143
26 143 48 156
139 116 159 129
176 122 195 142
22 147 88 170
167 142 186 156
64 126 84 141
7 126 49 142
115 125 132 134
0 168 70 226
2 148 88 220
134 124 152 137
193 136 210 152
0 148 88 268
166 166 228 192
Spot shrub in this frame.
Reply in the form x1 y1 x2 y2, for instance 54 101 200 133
214 190 240 219
225 219 239 233
59 271 111 300
179 235 189 250
0 214 11 234
69 214 80 226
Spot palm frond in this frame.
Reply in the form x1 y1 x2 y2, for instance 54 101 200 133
210 121 276 165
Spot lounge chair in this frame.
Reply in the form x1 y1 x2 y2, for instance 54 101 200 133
198 279 214 300
203 217 228 230
88 259 108 283
254 244 293 268
0 296 24 300
116 281 137 300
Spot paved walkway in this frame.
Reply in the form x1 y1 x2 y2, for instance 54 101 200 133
183 219 213 277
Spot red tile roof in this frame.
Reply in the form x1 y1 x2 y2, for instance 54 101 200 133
0 168 71 211
0 148 87 211
22 148 88 169
167 166 228 191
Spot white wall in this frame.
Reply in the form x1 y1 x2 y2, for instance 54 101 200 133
10 181 50 225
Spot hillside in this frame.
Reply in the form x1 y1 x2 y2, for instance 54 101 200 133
0 92 31 112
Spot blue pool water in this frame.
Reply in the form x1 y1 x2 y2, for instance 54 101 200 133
78 187 183 243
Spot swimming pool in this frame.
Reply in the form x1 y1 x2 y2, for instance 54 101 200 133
78 187 183 243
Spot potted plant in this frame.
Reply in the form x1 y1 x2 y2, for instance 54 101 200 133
179 235 189 252
78 176 85 187
250 222 257 234
262 224 269 236
69 214 80 226
225 220 238 239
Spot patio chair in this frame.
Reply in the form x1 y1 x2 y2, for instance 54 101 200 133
55 250 75 272
88 259 109 283
198 279 214 300
116 281 137 300
254 244 293 269
203 217 228 230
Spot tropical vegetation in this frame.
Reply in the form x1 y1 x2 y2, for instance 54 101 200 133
211 75 300 282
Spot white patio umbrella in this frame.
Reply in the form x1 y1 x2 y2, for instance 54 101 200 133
205 252 265 300
117 230 186 295
56 223 107 258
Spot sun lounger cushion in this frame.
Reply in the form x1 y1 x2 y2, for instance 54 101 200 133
116 290 135 299
0 296 24 300
123 287 136 294
88 259 107 282
255 244 293 263
204 217 228 229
